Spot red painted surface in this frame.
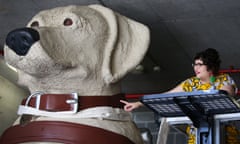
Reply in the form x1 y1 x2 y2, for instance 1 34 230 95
220 69 240 73
125 93 144 99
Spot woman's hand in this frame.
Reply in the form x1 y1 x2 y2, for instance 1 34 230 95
120 100 143 112
221 85 236 96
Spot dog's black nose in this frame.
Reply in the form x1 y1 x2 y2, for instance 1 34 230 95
6 28 40 56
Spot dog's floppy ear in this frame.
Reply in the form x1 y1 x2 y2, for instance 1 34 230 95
89 5 150 84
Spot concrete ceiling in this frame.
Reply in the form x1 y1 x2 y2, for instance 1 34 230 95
0 0 240 93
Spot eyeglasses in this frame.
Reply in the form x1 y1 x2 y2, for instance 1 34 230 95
192 63 206 67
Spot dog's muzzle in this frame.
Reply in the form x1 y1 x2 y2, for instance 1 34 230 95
6 27 40 56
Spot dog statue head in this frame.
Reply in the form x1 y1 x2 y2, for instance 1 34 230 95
4 4 150 96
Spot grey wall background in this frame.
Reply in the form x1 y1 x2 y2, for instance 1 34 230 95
1 1 240 143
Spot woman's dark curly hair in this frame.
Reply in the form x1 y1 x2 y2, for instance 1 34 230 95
194 48 221 75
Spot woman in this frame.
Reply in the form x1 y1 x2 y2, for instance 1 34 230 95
120 48 238 144
120 48 237 111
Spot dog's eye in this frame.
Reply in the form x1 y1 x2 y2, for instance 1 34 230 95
63 18 73 26
30 21 39 27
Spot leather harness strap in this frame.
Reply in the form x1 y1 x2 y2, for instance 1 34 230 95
0 121 135 144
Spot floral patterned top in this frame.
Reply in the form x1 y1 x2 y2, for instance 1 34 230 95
181 73 237 94
182 73 238 144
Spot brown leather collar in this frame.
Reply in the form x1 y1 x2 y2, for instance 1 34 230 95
21 93 126 112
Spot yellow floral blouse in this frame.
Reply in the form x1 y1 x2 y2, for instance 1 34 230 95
181 73 237 94
181 73 238 144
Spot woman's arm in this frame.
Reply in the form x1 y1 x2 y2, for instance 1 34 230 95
221 85 236 96
120 84 184 112
165 84 184 93
120 100 143 112
221 74 238 96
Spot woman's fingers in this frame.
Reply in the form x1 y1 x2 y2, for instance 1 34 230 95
120 100 128 105
120 100 133 111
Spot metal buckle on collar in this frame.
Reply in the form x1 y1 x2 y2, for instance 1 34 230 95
25 92 79 114
63 92 78 114
25 91 44 110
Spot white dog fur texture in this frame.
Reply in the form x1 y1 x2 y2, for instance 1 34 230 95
4 4 150 144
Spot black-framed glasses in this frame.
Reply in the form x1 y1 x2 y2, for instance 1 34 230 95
192 63 206 67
